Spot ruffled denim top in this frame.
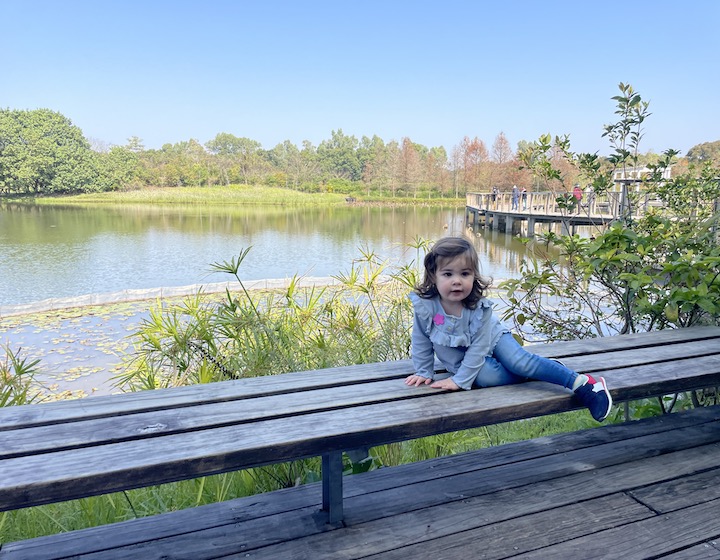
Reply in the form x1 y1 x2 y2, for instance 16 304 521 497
409 292 509 390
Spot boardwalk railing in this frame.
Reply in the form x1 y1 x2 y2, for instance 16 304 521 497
466 190 662 220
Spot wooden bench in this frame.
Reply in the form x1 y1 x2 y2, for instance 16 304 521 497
1 326 720 558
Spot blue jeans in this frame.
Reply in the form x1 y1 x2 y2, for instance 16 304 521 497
474 333 577 390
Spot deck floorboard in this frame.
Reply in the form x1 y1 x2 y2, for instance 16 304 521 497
4 404 720 560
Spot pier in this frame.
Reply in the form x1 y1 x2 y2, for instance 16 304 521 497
465 190 656 236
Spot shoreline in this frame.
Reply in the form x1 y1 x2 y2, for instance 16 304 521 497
0 276 343 318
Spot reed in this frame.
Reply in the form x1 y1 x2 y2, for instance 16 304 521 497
0 344 40 407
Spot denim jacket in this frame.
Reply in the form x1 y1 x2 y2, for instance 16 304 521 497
409 292 509 390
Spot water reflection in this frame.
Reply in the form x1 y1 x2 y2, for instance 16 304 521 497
0 203 529 307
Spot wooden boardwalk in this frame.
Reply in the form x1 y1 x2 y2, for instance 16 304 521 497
8 404 720 559
465 191 639 235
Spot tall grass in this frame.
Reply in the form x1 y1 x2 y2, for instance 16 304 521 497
115 245 418 389
0 344 41 407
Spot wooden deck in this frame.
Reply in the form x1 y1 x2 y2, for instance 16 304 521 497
7 403 720 559
465 191 628 235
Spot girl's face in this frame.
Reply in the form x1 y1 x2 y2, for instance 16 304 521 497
434 255 474 307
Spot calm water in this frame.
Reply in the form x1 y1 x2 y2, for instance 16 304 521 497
0 202 532 397
0 203 529 308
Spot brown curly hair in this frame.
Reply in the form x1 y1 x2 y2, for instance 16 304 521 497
415 236 491 309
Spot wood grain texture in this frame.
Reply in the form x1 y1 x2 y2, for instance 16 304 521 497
4 405 719 560
2 327 720 558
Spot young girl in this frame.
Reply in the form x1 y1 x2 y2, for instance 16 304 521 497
405 236 612 422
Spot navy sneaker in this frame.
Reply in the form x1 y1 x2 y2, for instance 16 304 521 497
575 375 613 422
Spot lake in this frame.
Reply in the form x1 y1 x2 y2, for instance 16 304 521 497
0 202 531 398
0 203 530 309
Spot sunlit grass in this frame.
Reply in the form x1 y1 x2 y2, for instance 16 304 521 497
31 184 348 205
18 184 465 207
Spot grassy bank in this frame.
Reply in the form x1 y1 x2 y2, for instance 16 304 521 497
13 185 464 207
31 184 346 205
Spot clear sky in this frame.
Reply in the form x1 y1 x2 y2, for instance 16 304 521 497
3 0 718 157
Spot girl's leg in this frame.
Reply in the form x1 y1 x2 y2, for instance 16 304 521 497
472 356 525 388
489 333 613 422
491 333 578 389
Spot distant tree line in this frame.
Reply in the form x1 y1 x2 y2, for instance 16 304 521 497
1 108 716 198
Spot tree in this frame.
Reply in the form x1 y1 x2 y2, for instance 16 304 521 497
267 140 321 189
0 108 96 194
316 129 361 181
490 132 514 187
398 138 423 197
358 135 390 196
95 146 139 191
502 84 720 341
425 146 449 197
125 136 145 153
491 132 513 164
686 140 720 163
457 136 488 191
206 133 263 185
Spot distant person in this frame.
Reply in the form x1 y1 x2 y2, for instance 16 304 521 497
521 188 527 210
573 185 583 213
511 185 519 210
404 236 613 423
491 186 499 208
585 185 596 212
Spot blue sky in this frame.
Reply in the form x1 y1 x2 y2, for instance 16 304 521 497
3 0 718 156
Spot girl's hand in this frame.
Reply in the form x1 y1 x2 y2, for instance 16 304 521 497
405 374 433 387
430 378 460 391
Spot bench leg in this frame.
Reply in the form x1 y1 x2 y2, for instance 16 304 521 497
321 451 344 524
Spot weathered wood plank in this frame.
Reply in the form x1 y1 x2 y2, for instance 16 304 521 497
558 339 720 374
7 346 718 460
661 543 720 559
345 494 654 560
7 407 717 560
628 468 720 514
510 499 720 559
70 425 720 559
0 360 419 430
2 327 717 430
603 354 720 398
0 379 428 458
526 325 720 358
3 356 720 512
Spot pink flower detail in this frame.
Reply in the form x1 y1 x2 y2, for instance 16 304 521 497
433 313 445 326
